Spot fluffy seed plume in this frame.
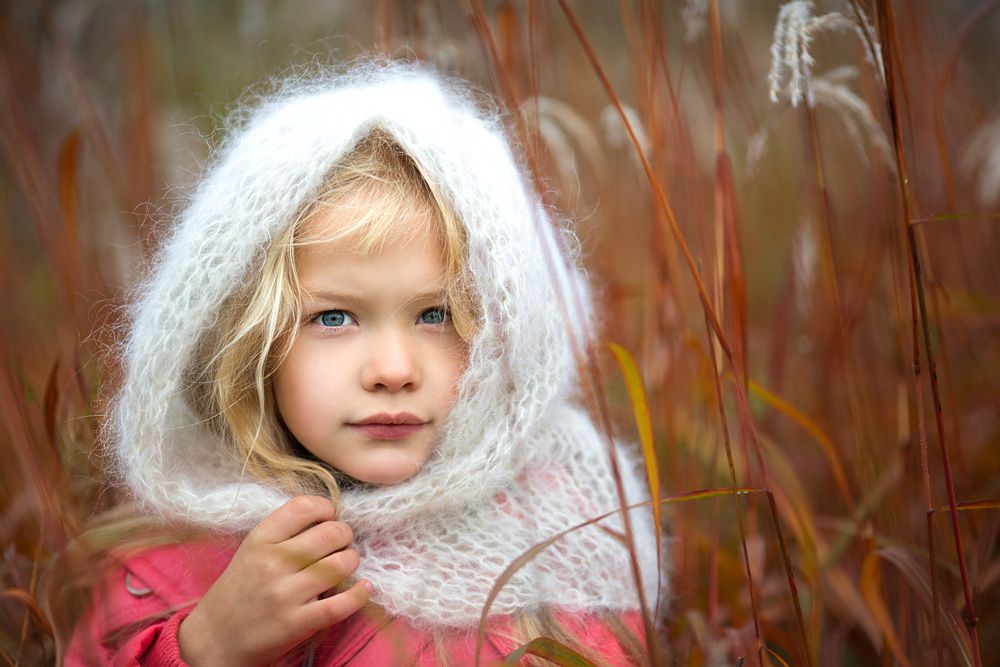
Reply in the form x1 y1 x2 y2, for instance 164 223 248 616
963 117 1000 206
810 67 894 170
767 0 884 107
793 217 818 315
746 68 892 178
682 0 708 43
601 103 650 157
521 95 606 196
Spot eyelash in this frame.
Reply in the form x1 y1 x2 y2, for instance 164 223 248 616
309 307 451 329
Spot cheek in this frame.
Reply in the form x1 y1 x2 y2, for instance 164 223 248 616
438 343 468 407
273 369 304 429
274 348 341 423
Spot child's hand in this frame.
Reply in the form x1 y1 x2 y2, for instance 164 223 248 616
177 496 371 666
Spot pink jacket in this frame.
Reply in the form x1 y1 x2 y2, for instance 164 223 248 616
65 539 644 666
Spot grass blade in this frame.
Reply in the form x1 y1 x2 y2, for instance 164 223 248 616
877 546 974 666
929 500 1000 515
504 636 598 666
860 551 913 667
747 379 855 513
607 342 662 595
0 588 53 639
474 488 763 666
877 2 982 660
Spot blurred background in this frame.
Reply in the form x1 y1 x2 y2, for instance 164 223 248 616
1 1 998 664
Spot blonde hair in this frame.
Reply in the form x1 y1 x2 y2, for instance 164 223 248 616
184 128 476 508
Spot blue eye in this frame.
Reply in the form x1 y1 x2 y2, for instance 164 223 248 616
419 307 449 325
316 310 355 328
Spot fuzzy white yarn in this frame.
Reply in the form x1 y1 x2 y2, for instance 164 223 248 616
112 60 663 628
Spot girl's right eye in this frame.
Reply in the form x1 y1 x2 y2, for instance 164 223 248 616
314 310 356 328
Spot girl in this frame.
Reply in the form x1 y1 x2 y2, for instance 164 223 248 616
67 60 661 665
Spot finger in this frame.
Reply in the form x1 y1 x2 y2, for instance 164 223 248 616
300 580 373 632
252 496 337 544
293 548 360 598
280 520 354 566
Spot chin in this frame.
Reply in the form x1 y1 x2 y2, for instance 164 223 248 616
352 464 422 486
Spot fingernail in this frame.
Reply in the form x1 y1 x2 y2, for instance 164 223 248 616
362 580 374 593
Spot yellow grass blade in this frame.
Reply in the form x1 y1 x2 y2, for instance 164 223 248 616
929 499 1000 515
747 379 855 512
504 636 598 666
766 646 793 667
607 342 661 575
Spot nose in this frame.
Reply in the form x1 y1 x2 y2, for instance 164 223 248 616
361 328 421 392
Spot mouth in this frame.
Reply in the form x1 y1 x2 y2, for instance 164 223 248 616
348 412 428 440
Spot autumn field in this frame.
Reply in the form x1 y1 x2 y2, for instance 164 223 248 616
1 1 999 664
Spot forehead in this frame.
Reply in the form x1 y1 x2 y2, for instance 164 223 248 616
294 198 447 300
297 186 439 253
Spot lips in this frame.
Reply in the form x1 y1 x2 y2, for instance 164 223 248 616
352 412 425 426
349 413 427 440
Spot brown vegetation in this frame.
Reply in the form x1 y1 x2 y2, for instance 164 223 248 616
1 1 998 664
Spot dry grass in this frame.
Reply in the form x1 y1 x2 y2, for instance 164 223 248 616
2 1 999 665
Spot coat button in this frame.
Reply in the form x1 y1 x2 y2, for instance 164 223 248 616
124 571 153 597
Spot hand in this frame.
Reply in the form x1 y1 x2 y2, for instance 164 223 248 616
177 496 372 666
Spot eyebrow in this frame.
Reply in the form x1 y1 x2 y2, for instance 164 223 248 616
301 288 448 303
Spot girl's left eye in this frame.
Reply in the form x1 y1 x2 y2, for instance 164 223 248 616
315 310 356 328
419 307 450 325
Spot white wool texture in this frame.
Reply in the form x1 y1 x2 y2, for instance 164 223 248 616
112 60 663 628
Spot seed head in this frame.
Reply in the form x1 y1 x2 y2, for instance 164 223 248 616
767 1 884 108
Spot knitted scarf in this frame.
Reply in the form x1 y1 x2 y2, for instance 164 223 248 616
111 60 662 628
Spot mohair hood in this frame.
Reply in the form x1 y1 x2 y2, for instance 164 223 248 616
112 60 662 627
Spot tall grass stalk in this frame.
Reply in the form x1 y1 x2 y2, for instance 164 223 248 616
876 0 980 664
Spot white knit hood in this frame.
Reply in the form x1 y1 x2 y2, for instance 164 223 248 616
113 60 662 628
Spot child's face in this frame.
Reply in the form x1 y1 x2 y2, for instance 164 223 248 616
273 199 467 485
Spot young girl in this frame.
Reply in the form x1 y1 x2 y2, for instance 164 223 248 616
67 60 661 665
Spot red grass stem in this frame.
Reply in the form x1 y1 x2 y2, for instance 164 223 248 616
876 1 981 663
703 303 764 666
555 0 730 362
